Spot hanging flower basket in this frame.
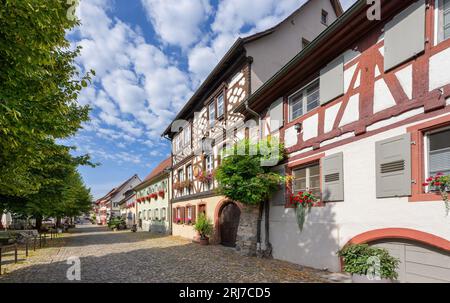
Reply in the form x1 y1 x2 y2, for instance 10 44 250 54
151 192 158 199
158 190 165 198
289 191 318 231
423 172 450 216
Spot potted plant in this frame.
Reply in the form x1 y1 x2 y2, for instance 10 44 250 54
422 172 450 216
338 244 400 283
193 213 213 245
289 191 318 231
158 190 165 198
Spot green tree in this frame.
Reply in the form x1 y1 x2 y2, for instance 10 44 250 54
215 138 285 256
0 0 94 197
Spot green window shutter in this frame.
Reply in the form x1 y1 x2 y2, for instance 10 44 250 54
384 0 425 71
322 152 344 202
375 134 412 198
269 165 286 206
320 55 344 105
269 98 284 131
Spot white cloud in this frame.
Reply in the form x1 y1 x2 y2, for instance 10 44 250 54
187 0 304 84
140 0 212 49
73 0 193 146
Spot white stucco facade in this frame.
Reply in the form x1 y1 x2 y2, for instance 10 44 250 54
264 112 450 272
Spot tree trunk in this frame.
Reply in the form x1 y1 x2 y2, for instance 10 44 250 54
235 204 259 256
56 217 61 228
263 199 272 258
35 215 43 231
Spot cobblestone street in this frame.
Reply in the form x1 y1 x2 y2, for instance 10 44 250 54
0 224 346 283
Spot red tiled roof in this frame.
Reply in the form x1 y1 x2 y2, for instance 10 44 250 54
144 157 172 182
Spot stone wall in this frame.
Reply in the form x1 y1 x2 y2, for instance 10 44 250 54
235 205 259 256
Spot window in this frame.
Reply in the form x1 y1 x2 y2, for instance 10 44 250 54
178 169 185 195
154 209 159 220
209 101 216 127
321 10 328 25
187 206 192 221
288 79 320 121
293 163 321 198
426 128 450 179
437 0 450 43
184 124 191 146
205 154 214 190
186 165 193 194
178 169 184 182
217 94 224 118
205 154 214 173
302 38 310 49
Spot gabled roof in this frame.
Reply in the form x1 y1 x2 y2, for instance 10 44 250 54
134 157 172 191
162 0 343 137
96 174 140 203
235 0 408 114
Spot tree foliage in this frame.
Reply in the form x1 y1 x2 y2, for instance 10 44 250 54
215 139 285 205
0 0 94 196
0 0 95 223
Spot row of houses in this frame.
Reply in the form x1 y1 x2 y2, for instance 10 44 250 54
95 0 450 283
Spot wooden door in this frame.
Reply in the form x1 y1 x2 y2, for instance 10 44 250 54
219 203 241 247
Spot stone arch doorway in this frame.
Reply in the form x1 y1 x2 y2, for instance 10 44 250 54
218 202 241 247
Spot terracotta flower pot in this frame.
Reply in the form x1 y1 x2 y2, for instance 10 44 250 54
199 237 209 246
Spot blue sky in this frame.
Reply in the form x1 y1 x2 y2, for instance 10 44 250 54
67 0 356 199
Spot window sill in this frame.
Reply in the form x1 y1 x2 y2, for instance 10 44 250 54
409 192 444 202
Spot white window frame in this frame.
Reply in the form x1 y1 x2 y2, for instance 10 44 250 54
184 124 191 146
154 209 159 220
187 206 192 220
217 94 224 118
209 101 216 127
424 126 450 190
435 0 450 45
206 154 214 173
292 163 321 195
288 79 320 122
186 164 193 194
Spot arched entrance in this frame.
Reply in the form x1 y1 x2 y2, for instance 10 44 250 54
345 228 450 283
219 202 241 247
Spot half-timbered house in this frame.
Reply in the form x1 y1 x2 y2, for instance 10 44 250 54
163 0 343 244
235 0 450 282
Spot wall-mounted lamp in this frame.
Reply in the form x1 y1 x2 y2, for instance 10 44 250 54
294 122 302 133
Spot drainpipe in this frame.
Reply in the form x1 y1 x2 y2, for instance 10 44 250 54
245 100 262 138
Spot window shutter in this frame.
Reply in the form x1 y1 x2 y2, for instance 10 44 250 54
384 0 425 71
269 165 286 206
191 206 196 224
172 208 177 223
376 134 412 198
322 152 344 202
269 98 284 131
320 55 344 105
